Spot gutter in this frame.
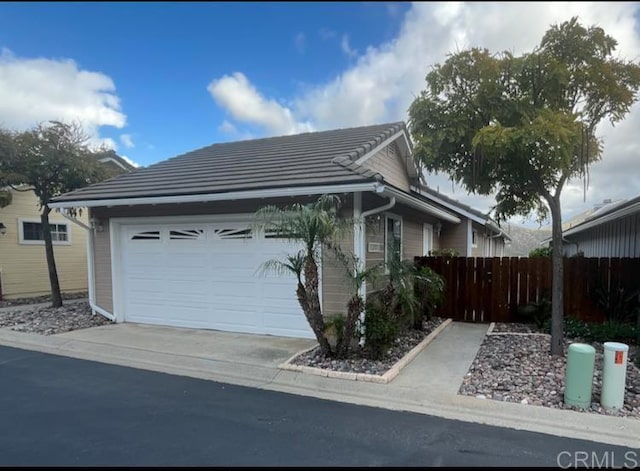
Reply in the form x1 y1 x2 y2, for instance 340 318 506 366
383 186 460 223
56 209 115 321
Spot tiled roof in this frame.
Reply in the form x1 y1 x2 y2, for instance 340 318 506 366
52 122 406 203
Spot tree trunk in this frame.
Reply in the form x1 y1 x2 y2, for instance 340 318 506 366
41 206 63 308
338 295 363 358
548 197 564 356
301 256 332 356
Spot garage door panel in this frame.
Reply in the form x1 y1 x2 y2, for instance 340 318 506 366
120 221 315 339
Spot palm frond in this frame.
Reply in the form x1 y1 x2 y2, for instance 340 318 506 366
257 251 306 284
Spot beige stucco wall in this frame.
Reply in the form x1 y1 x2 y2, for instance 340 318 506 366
0 189 88 298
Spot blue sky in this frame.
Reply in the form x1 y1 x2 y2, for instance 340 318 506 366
1 2 639 224
0 2 410 165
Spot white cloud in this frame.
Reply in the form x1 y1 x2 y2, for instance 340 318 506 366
294 32 306 54
98 137 118 151
120 133 135 148
119 154 141 168
319 28 337 40
218 119 237 135
207 72 313 136
208 2 640 223
341 34 358 58
0 49 126 141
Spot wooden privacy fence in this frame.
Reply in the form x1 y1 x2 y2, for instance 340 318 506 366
414 256 640 324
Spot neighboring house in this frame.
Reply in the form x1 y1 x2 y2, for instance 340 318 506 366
0 153 135 299
410 186 511 256
560 195 640 257
49 122 505 340
562 198 625 231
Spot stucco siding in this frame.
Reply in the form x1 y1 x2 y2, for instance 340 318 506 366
361 141 411 192
0 189 88 298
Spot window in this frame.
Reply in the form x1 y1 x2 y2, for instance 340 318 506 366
385 214 402 268
471 229 478 248
423 223 433 255
19 220 70 245
131 230 161 241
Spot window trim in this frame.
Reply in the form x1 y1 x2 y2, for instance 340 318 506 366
471 229 478 248
18 218 72 246
384 213 403 272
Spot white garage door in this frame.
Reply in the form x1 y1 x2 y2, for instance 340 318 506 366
118 221 315 339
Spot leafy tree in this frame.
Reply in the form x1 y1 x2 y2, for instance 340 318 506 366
409 17 640 355
255 195 376 358
529 246 552 258
0 121 123 307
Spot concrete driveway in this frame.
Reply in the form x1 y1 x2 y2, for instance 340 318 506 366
54 323 316 384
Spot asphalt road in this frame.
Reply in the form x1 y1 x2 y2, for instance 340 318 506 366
0 345 637 467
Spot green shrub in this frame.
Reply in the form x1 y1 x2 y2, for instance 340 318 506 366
323 314 346 348
562 317 590 339
517 295 551 329
528 246 552 257
414 265 445 322
591 278 640 324
430 248 459 257
364 293 402 360
563 317 637 345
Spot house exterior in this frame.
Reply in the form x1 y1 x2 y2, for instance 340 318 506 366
0 153 135 299
561 195 640 257
410 186 510 256
49 122 505 339
0 188 89 299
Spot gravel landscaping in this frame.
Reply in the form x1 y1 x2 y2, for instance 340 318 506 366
460 325 640 419
290 317 445 375
0 291 88 308
0 301 112 335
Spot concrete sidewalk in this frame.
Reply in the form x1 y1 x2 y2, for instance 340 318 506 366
0 320 638 449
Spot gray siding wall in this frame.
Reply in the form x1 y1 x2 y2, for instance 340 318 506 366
321 200 354 317
91 212 113 311
564 213 640 257
439 219 468 256
362 193 445 291
361 141 411 192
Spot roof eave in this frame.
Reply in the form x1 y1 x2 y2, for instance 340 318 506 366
48 181 383 209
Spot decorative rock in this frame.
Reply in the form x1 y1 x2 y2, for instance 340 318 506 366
0 301 111 335
290 317 445 376
458 326 640 420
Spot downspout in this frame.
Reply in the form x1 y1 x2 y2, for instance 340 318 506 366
354 187 396 344
56 208 115 321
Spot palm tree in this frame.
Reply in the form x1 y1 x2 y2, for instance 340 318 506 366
254 195 364 356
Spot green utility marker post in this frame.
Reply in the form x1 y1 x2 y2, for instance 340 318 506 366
564 343 596 409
